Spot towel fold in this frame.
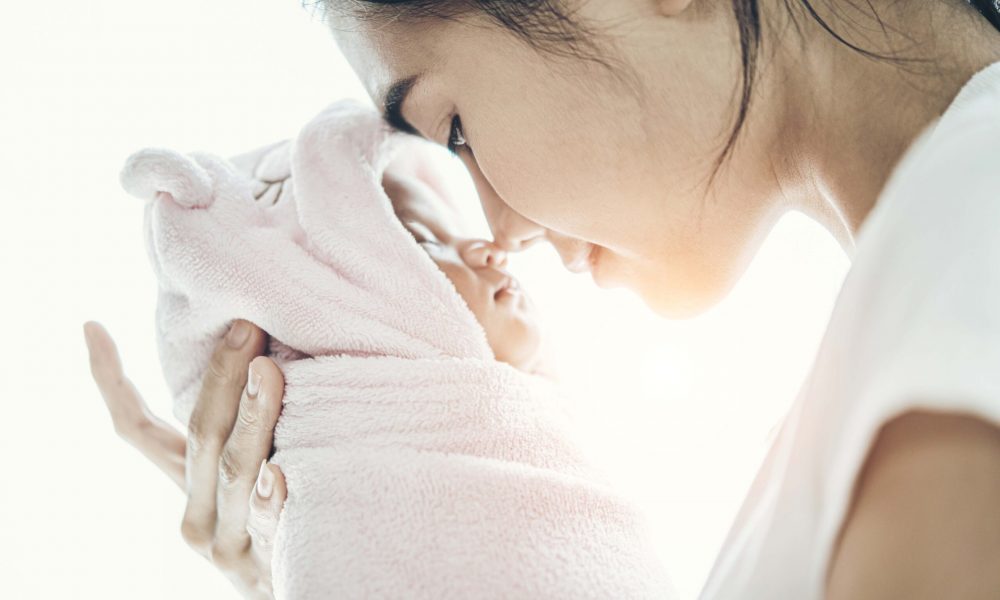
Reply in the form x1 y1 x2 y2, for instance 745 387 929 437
275 356 670 598
122 99 673 599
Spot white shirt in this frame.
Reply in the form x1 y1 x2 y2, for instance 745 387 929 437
700 61 1000 600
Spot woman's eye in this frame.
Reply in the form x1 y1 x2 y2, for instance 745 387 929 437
446 115 466 155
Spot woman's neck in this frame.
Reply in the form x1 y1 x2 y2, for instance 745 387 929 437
773 0 1000 250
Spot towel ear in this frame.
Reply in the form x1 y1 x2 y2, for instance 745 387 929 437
120 148 213 208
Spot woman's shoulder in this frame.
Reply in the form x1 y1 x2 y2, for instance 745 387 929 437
857 67 1000 260
845 67 1000 330
865 62 999 216
699 65 1000 600
821 78 1000 592
823 79 1000 419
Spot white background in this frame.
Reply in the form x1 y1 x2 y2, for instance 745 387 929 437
2 1 849 598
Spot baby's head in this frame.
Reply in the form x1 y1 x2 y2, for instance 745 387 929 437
382 170 542 373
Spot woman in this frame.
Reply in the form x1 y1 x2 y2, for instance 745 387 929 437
87 0 1000 598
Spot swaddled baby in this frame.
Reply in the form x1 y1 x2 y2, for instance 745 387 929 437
380 168 544 374
122 100 672 599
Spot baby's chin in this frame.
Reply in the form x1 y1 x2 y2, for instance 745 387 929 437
486 308 543 373
492 334 542 373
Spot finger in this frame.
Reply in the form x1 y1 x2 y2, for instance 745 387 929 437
247 461 287 558
181 319 268 556
213 357 284 562
84 320 146 430
84 321 186 488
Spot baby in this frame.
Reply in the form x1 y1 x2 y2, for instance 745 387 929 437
380 168 543 373
123 100 670 599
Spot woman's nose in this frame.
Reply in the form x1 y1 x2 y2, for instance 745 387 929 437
461 240 508 269
489 206 547 252
467 158 546 251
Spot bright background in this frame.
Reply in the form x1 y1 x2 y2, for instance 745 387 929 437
2 2 849 598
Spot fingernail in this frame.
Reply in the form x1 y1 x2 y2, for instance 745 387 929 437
247 363 262 397
226 320 251 348
256 460 274 499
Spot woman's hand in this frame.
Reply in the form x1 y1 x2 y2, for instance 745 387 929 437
84 319 287 600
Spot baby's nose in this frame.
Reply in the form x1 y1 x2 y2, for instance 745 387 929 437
462 240 508 269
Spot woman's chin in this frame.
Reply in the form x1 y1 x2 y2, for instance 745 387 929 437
642 276 736 318
608 260 737 320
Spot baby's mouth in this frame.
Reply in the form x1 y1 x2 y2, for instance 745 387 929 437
494 275 521 301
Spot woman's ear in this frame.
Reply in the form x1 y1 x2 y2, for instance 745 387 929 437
658 0 694 17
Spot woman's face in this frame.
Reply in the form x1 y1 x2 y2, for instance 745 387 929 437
383 171 542 371
333 1 790 317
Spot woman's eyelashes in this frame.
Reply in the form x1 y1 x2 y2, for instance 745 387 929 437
446 115 467 155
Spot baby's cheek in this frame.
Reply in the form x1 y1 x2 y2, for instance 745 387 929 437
435 261 491 326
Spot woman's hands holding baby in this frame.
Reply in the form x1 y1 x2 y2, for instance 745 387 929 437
84 319 286 600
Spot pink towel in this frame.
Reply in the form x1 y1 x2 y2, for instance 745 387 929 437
121 100 674 599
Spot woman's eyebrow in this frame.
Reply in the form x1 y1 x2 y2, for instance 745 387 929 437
382 75 423 138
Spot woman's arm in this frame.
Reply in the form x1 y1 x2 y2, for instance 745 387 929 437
827 411 1000 599
85 319 288 600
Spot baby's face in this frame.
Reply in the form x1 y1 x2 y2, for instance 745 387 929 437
383 171 541 371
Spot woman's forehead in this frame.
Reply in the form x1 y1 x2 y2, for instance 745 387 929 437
331 18 438 103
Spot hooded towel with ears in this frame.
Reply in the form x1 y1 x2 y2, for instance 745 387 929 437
121 99 675 599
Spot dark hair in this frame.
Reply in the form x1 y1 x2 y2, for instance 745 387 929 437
321 0 997 179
